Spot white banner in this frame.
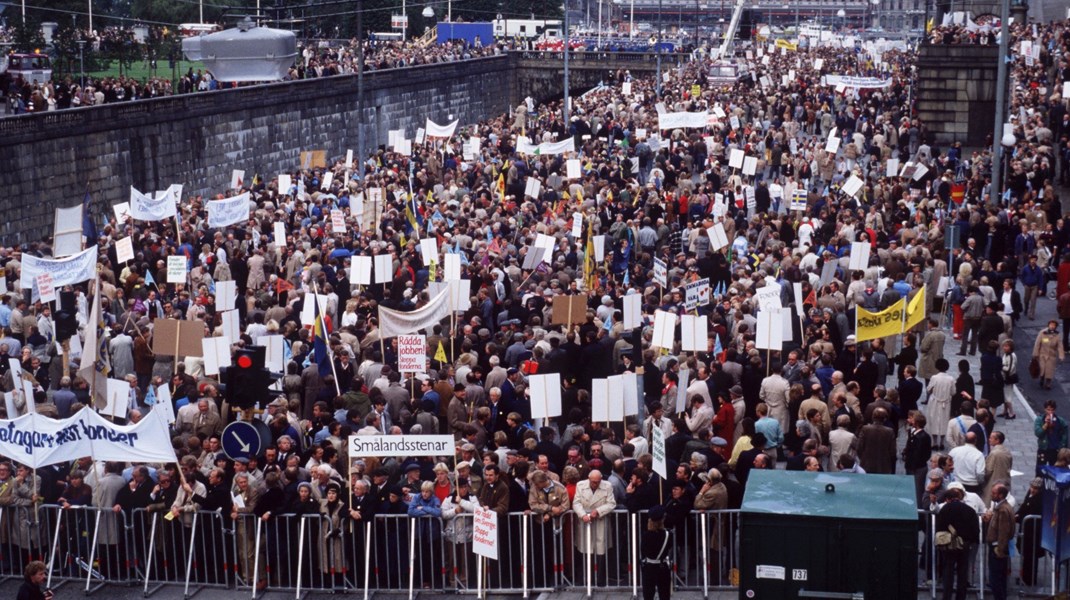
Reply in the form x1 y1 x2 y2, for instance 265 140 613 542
822 75 893 89
20 246 98 290
658 111 709 130
516 136 576 156
424 118 458 138
348 434 455 457
128 187 177 222
207 193 251 228
0 408 176 468
378 287 451 338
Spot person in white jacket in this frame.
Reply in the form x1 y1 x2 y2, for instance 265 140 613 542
441 478 478 588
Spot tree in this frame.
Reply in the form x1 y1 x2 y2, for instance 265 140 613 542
11 17 48 53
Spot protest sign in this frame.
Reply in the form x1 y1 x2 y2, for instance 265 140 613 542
848 241 871 271
593 236 605 263
151 319 206 357
397 335 427 373
551 294 588 326
128 187 177 222
653 258 668 287
202 336 232 376
755 284 782 312
207 193 251 228
36 274 55 304
707 224 729 251
420 238 439 266
651 426 667 478
841 175 864 198
529 373 562 419
374 254 393 284
473 506 499 560
166 256 186 283
622 371 639 416
790 189 808 212
681 314 708 352
20 247 98 291
231 169 245 189
571 213 583 238
742 155 758 176
351 256 373 286
606 376 625 421
566 159 582 179
623 293 643 330
651 310 676 349
591 379 610 422
331 209 346 233
684 278 711 310
115 237 135 264
348 434 454 457
443 253 462 281
729 148 745 169
220 310 240 344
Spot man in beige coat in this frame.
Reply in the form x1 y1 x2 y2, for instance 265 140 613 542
983 431 1013 503
572 470 617 585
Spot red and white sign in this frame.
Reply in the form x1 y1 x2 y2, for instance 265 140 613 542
397 334 427 373
36 273 55 303
473 506 499 560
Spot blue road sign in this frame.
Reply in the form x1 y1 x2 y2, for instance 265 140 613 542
222 420 262 460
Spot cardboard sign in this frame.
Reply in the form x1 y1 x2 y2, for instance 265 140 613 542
707 224 729 251
651 310 676 350
684 278 711 311
443 253 462 281
419 238 439 266
651 426 667 478
397 335 427 373
473 506 499 560
571 213 583 239
151 319 206 357
849 241 871 271
231 169 245 190
220 309 240 344
623 293 643 330
113 202 131 225
273 222 286 248
566 159 582 180
166 256 186 284
680 314 708 352
299 150 327 169
331 209 346 233
115 236 135 264
729 148 745 169
790 189 808 212
374 254 393 284
593 236 605 263
755 284 782 312
551 294 588 326
201 336 231 376
591 378 611 422
653 258 668 287
622 371 639 416
351 256 372 286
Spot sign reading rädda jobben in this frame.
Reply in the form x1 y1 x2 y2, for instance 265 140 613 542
348 434 454 457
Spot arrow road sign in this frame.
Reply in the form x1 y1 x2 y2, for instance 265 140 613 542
222 421 262 461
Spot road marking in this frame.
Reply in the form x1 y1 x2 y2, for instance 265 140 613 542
1013 384 1037 422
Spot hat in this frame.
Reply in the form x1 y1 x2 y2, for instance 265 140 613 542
457 461 472 470
269 397 287 408
711 437 729 447
927 469 944 481
947 481 965 492
405 463 422 473
1032 478 1045 488
461 443 477 452
326 482 342 494
507 367 519 375
234 457 250 465
730 385 743 396
845 335 857 345
648 505 666 521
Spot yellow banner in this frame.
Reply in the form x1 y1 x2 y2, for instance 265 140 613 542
856 299 906 342
905 286 927 331
775 38 798 51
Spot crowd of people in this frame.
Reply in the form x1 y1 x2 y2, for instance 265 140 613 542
4 13 1070 600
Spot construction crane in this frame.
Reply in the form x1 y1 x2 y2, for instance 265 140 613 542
716 0 747 59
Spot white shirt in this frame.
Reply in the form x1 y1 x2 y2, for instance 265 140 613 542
948 444 986 486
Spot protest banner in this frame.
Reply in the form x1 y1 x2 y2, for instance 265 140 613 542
151 319 206 357
529 373 563 420
0 408 176 468
378 287 451 338
905 286 927 331
207 193 251 228
397 335 427 373
855 299 906 342
473 506 499 560
166 256 187 283
128 187 177 221
20 247 98 291
348 435 454 457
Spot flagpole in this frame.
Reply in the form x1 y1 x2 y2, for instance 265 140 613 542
312 280 342 397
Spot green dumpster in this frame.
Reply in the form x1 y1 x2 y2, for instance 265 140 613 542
739 470 918 600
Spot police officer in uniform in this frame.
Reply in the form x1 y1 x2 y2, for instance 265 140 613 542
640 505 672 600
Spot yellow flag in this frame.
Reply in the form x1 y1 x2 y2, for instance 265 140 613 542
435 341 448 364
904 286 927 331
855 299 906 342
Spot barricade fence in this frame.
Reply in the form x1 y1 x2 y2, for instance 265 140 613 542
6 504 1065 597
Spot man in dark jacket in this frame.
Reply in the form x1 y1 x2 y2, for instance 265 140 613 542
935 487 981 600
857 408 896 474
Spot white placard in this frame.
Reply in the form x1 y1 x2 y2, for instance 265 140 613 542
374 254 393 284
300 294 329 327
912 163 930 182
397 335 427 373
216 280 237 312
622 371 639 416
104 378 129 419
651 426 667 478
591 378 610 422
825 137 841 154
153 384 175 424
607 375 625 421
351 255 372 286
201 336 231 376
653 258 668 287
593 236 606 263
623 293 642 330
793 282 805 318
3 392 16 419
166 256 186 284
525 177 542 199
681 315 708 352
534 234 555 264
729 148 745 169
330 209 345 233
814 58 824 70
220 309 240 344
36 274 55 304
842 175 864 198
443 253 461 281
571 213 583 239
707 224 729 251
278 174 292 194
755 284 782 312
742 156 758 176
848 241 871 271
115 237 135 264
231 170 245 190
651 310 676 350
566 159 582 180
273 222 286 247
473 506 499 560
886 158 900 178
529 373 563 419
348 434 455 457
321 172 334 191
112 202 131 225
676 368 689 413
756 309 783 350
419 238 438 266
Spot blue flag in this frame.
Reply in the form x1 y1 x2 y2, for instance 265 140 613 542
714 335 723 357
145 270 156 288
144 385 157 406
312 296 332 377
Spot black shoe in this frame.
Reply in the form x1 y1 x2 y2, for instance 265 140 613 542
956 352 966 356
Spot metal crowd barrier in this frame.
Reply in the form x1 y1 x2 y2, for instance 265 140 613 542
0 506 46 581
132 507 232 597
916 509 990 599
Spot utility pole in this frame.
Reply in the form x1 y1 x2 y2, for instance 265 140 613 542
656 0 662 98
990 0 1010 205
357 0 365 179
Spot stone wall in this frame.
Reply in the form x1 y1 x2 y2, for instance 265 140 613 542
915 44 999 147
0 55 513 244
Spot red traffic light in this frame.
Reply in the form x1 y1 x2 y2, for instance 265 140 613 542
237 355 253 368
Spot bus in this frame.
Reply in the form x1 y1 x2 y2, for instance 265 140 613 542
492 18 562 39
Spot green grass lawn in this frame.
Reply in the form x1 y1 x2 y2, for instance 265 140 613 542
82 59 207 83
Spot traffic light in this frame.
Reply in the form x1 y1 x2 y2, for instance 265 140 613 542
221 346 276 409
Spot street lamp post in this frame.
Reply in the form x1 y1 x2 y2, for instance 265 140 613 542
357 0 365 179
77 39 85 88
656 0 662 98
563 1 571 124
990 0 1010 206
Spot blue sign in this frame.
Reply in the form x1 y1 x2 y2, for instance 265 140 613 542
1040 466 1070 562
222 421 262 460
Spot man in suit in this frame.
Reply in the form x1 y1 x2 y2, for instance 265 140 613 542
857 407 896 474
983 431 1013 503
985 483 1016 600
898 365 924 415
902 412 932 505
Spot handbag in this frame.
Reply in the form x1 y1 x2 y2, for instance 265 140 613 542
935 525 964 551
1029 357 1041 379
